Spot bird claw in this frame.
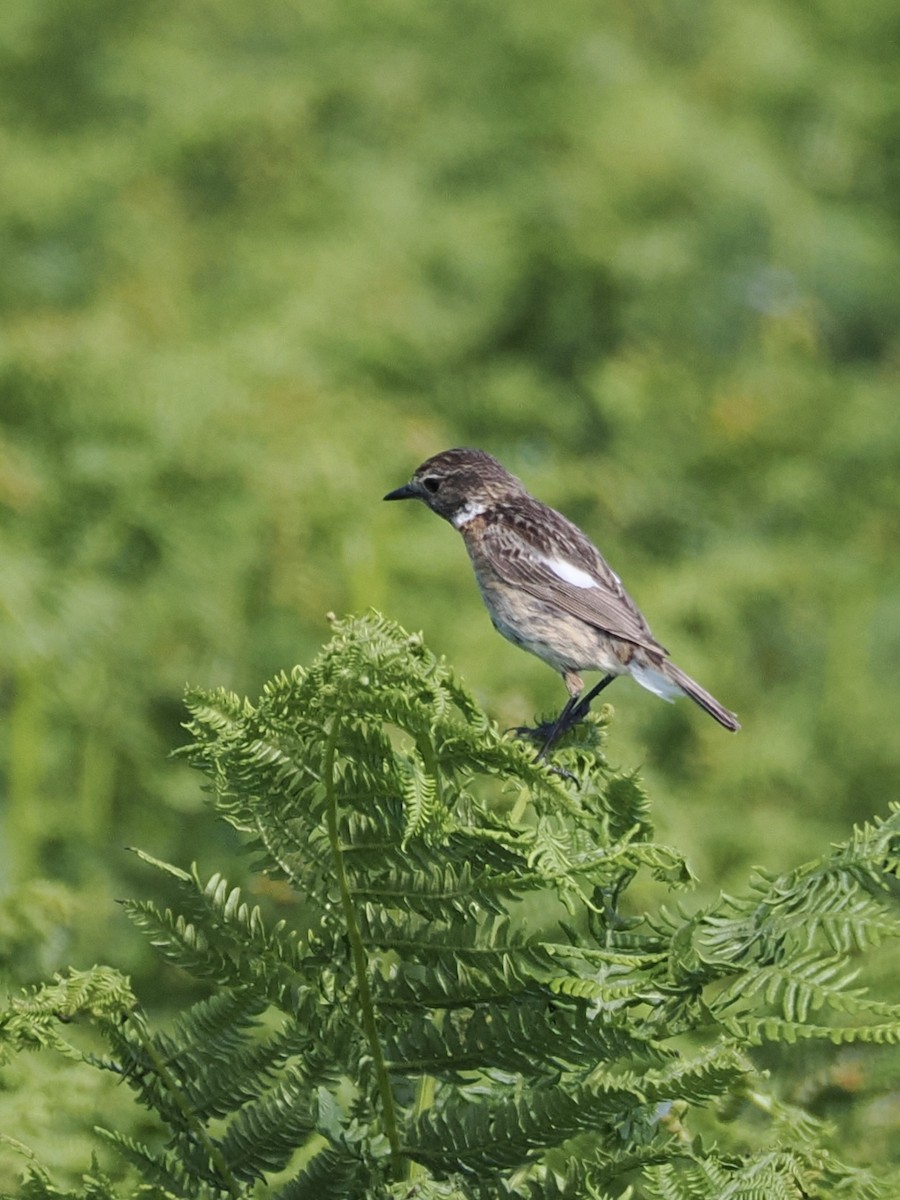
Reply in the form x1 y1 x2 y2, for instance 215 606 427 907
508 722 560 744
545 764 577 781
510 709 586 757
506 725 577 777
510 680 610 763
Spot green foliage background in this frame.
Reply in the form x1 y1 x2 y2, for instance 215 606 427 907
0 0 898 1187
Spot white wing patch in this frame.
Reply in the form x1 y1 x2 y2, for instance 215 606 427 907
541 555 598 589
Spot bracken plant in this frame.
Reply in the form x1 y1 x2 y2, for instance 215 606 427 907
2 614 898 1199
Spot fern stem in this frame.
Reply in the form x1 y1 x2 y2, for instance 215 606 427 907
125 1010 247 1200
323 715 404 1181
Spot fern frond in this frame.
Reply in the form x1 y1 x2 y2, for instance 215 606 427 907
397 751 443 844
14 617 895 1198
694 808 900 967
121 899 237 983
547 962 661 1011
214 1065 320 1181
0 967 136 1063
643 1145 893 1200
157 998 322 1121
384 999 669 1078
275 1143 363 1200
349 849 537 919
724 1014 900 1046
14 1157 129 1200
642 1041 751 1107
93 1130 196 1198
409 1071 649 1174
711 952 900 1026
122 861 327 1014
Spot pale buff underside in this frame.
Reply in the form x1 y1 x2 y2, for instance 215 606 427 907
474 574 670 697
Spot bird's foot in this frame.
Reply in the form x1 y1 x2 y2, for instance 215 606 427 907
509 720 561 745
512 712 587 762
545 763 578 781
511 680 613 762
508 726 577 778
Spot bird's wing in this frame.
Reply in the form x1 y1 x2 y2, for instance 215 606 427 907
481 500 666 652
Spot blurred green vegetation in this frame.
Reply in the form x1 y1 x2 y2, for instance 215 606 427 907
0 0 898 1186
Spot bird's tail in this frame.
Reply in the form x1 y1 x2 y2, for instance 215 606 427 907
664 661 740 731
630 660 740 731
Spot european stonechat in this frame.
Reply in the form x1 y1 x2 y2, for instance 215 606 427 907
385 448 739 755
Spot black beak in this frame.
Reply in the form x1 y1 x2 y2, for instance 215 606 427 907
383 483 419 501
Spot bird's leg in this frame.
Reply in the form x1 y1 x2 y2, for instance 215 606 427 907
569 673 617 725
535 673 617 760
528 693 581 758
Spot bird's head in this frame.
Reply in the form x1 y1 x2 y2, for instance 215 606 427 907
384 448 526 527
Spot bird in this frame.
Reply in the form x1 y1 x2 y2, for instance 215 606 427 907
384 448 739 756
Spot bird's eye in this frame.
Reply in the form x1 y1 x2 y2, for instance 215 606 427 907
422 477 441 494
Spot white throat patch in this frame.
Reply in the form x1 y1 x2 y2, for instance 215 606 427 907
451 500 488 529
